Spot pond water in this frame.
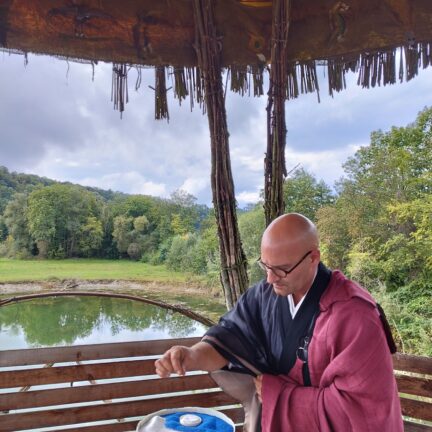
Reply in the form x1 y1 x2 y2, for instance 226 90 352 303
0 296 208 350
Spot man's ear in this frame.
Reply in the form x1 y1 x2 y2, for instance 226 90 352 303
311 249 321 263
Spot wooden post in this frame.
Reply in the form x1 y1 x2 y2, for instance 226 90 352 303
264 0 290 226
193 0 249 309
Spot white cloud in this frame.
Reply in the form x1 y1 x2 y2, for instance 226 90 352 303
285 143 363 186
80 171 168 197
237 191 261 205
180 176 209 196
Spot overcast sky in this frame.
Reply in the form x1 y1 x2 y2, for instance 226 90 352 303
1 51 431 206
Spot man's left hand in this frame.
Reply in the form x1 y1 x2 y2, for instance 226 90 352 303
254 374 263 402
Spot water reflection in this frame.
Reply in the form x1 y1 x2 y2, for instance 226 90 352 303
0 296 207 349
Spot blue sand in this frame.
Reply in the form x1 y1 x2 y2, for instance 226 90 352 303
162 412 233 432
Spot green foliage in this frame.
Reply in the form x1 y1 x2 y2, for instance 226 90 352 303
284 168 334 222
112 215 134 254
78 216 104 257
2 193 34 257
166 233 207 274
238 205 266 283
26 184 102 258
317 107 432 355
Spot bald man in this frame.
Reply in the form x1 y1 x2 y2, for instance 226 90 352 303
155 213 403 432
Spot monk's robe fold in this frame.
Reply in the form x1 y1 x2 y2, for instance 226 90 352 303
261 271 403 432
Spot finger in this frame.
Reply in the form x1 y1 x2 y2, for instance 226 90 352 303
156 352 177 375
154 359 171 378
171 348 186 375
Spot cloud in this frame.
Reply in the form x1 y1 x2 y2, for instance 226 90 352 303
180 176 210 197
1 51 431 206
80 171 168 197
237 191 261 205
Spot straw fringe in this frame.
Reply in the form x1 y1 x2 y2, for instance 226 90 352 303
111 63 128 117
154 66 170 121
3 41 431 115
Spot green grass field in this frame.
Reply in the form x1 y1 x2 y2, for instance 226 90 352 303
0 258 192 283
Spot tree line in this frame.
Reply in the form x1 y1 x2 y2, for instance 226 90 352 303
1 107 430 354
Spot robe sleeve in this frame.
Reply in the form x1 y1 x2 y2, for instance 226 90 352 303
203 281 272 374
261 298 403 432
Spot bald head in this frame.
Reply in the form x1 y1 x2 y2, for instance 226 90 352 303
262 213 319 252
260 213 321 299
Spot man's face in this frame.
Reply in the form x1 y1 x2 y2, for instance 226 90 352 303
260 243 318 298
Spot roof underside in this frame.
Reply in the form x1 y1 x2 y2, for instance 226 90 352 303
1 0 431 107
1 0 431 66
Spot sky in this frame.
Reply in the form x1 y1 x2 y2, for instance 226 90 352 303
1 50 431 206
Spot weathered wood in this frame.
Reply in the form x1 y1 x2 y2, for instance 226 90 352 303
403 421 432 432
1 0 432 67
394 353 432 376
193 0 249 308
400 398 432 422
264 0 289 226
0 374 216 410
1 340 431 432
47 407 244 432
0 359 158 389
0 337 201 367
0 391 237 431
50 421 138 432
396 374 432 398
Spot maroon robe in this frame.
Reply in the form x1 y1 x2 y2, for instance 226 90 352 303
262 270 403 432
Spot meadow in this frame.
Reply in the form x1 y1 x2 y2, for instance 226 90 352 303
0 258 193 283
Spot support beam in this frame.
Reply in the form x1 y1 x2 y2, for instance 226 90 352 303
193 0 249 309
264 0 290 226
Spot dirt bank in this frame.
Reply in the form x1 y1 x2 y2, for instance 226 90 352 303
0 279 210 296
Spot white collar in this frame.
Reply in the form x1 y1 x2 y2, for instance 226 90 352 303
287 267 319 318
287 293 308 318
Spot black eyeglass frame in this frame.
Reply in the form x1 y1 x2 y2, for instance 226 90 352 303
257 250 313 278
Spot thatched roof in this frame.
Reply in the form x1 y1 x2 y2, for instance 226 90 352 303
1 0 432 99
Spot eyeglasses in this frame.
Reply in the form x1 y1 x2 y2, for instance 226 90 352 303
257 250 312 279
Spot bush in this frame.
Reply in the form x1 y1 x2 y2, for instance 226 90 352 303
127 242 142 260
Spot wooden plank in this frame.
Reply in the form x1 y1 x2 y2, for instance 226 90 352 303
51 407 244 432
50 421 138 432
221 406 245 424
403 420 432 432
396 375 432 398
0 391 238 431
393 353 432 376
401 398 432 422
0 374 217 410
0 337 201 367
0 359 158 389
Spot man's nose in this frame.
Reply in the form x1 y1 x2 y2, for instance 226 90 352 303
266 269 281 284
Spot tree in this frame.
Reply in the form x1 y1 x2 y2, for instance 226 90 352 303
238 205 266 283
79 216 104 257
27 184 102 258
283 168 334 222
112 215 134 254
2 193 33 257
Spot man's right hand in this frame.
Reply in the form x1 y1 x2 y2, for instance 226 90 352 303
155 345 194 377
154 342 229 378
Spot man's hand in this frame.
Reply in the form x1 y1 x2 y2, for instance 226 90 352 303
155 345 194 377
155 342 229 378
254 374 263 402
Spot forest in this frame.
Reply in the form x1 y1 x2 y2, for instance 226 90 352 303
1 108 431 355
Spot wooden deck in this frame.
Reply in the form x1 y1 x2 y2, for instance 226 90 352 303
0 337 431 431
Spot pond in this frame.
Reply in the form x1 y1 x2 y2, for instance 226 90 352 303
0 296 208 350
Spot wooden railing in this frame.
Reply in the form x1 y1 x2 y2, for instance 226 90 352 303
0 338 431 432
